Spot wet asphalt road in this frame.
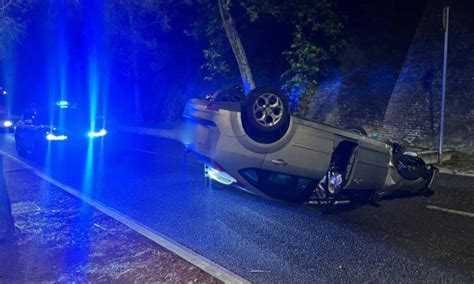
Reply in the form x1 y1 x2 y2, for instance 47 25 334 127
2 132 474 283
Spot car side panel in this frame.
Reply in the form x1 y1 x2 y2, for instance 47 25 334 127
262 123 333 179
344 142 390 190
16 124 35 152
188 129 265 196
215 134 265 176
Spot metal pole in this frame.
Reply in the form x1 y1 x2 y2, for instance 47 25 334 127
439 6 449 164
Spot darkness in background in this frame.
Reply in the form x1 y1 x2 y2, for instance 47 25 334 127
311 0 427 127
3 0 427 125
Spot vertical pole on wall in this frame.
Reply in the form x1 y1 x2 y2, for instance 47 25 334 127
439 6 449 164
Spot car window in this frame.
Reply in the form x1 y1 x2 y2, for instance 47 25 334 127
240 168 313 192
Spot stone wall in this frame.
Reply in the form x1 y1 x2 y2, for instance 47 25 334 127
308 0 424 134
380 0 474 152
310 0 474 153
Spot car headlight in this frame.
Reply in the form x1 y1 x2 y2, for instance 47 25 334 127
88 129 107 138
3 120 12 127
46 133 68 141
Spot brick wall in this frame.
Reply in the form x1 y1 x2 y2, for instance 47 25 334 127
310 0 474 153
308 0 422 135
381 0 474 152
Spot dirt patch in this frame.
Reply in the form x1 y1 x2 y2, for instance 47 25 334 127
438 152 474 174
0 157 221 283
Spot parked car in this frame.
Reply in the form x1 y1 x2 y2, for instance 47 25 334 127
14 101 107 159
0 113 13 133
182 86 437 204
0 87 13 133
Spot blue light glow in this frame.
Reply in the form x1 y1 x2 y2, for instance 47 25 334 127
46 133 68 141
3 120 12 127
88 129 107 138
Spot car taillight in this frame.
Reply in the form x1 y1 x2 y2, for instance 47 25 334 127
207 160 223 172
214 163 223 172
206 103 220 111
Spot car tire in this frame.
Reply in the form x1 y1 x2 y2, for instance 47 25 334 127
395 155 428 180
241 87 290 144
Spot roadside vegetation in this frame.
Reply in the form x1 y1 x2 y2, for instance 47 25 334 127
1 0 345 123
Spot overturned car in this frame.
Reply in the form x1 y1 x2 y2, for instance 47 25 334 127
182 86 437 204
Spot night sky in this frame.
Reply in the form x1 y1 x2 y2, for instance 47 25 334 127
2 0 427 123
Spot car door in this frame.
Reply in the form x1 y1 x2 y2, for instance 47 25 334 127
17 109 36 151
262 123 334 179
343 140 390 190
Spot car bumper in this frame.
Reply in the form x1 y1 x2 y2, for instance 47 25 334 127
382 164 438 192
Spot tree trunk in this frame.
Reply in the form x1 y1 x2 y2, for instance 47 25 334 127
0 155 14 241
128 12 144 123
218 0 256 94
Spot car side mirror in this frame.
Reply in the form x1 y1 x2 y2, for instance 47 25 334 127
24 119 33 125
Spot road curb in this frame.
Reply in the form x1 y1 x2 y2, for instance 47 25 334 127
437 167 474 178
0 150 250 284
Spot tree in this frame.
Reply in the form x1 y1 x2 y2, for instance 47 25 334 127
217 0 255 94
106 0 188 123
0 0 35 59
190 0 345 111
0 155 14 241
106 0 345 120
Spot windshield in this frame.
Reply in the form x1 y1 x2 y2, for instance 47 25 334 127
34 107 89 130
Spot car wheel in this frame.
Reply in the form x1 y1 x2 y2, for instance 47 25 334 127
395 155 428 180
241 87 290 144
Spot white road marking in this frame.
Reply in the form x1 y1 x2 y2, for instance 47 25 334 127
117 268 133 277
126 147 158 155
93 223 106 231
1 151 249 284
426 205 474 218
33 202 42 211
